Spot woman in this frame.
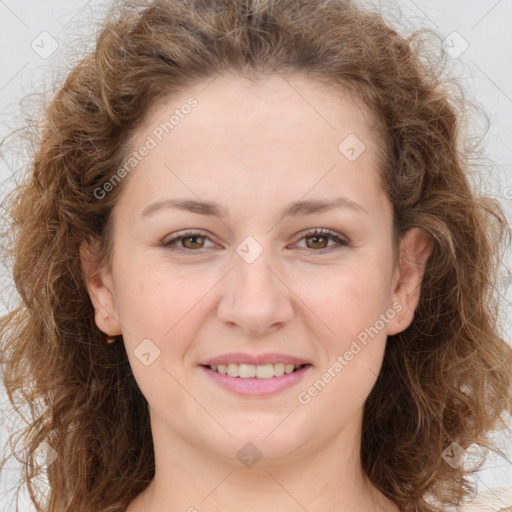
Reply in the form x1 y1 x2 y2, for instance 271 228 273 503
1 0 511 511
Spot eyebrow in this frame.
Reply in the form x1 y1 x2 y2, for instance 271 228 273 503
142 195 368 219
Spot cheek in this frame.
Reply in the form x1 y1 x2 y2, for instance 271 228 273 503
111 250 197 334
111 261 217 381
300 262 392 345
294 284 390 445
296 269 392 421
112 268 203 402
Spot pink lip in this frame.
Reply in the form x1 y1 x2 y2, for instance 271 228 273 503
200 364 313 397
202 352 311 366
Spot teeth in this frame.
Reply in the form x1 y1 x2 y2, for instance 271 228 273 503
209 363 303 378
239 363 256 378
227 363 239 377
256 364 274 379
273 363 285 377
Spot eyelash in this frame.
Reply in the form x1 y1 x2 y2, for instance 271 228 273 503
161 228 349 255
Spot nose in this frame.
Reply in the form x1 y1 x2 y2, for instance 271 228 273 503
216 246 294 336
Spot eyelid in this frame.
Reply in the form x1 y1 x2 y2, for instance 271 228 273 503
291 227 350 252
161 229 218 249
294 227 349 243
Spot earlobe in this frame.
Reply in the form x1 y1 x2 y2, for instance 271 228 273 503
80 240 122 336
386 228 433 336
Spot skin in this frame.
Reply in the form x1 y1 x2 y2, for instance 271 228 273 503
82 71 432 512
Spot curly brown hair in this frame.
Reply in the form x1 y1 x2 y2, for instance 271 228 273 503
1 0 511 511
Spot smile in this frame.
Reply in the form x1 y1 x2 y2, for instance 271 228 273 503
208 363 306 379
201 363 312 396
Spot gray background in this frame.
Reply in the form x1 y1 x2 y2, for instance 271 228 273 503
1 1 511 510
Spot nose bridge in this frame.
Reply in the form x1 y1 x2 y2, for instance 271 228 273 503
235 248 276 301
217 237 293 334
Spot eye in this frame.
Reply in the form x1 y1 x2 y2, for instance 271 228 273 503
161 228 349 254
292 228 349 254
161 230 217 252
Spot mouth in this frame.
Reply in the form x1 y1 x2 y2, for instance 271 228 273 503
200 361 313 396
202 363 311 379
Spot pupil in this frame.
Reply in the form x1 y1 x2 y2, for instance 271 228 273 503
185 236 202 248
309 235 326 248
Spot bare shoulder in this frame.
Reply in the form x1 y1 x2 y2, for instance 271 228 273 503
461 486 512 511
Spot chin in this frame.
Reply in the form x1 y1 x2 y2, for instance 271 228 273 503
199 422 308 466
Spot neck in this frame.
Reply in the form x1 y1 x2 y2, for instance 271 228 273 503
126 409 399 512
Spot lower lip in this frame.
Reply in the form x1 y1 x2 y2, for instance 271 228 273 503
200 365 312 397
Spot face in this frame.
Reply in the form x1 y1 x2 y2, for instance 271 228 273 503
84 72 430 467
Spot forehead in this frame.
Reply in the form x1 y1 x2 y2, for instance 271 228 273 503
142 72 375 134
118 71 386 214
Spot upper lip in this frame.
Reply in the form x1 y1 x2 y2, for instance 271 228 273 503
201 352 312 366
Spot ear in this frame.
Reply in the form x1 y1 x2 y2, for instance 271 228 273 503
80 240 122 336
386 227 433 336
